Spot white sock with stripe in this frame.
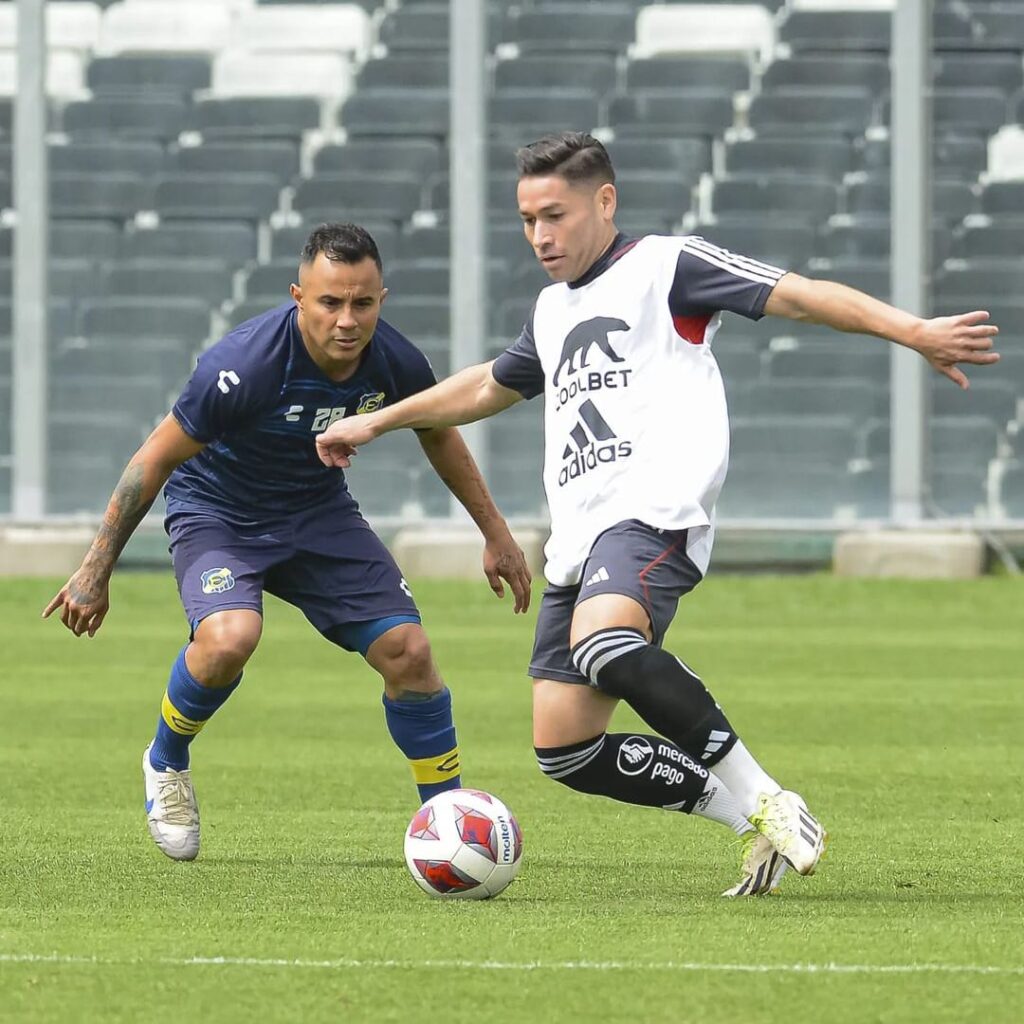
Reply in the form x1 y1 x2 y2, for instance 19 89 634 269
709 740 781 819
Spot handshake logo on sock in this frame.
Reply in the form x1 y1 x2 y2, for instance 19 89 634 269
616 736 654 776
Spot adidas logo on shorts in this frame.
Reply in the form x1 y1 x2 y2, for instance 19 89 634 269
585 566 610 587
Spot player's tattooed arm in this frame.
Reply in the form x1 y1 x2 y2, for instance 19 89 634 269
43 415 205 637
416 426 532 614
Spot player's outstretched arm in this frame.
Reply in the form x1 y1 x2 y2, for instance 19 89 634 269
416 426 533 613
316 361 520 468
42 415 204 637
764 272 1000 390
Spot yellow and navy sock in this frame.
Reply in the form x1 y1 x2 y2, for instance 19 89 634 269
149 646 241 771
382 687 461 802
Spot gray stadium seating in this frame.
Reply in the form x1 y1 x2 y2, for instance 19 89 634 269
860 135 988 177
78 297 211 341
696 218 814 271
779 9 890 51
313 140 444 178
511 5 637 54
954 224 1024 260
497 55 618 94
357 55 449 90
189 98 320 140
725 137 855 178
846 176 977 222
123 222 256 264
341 91 448 138
154 173 282 221
51 173 153 219
604 138 711 177
48 141 164 177
609 92 735 136
747 89 875 135
818 217 952 265
713 176 839 223
293 173 423 222
62 97 188 140
625 56 750 93
100 260 234 305
170 141 300 184
761 56 889 94
768 339 889 381
87 55 211 95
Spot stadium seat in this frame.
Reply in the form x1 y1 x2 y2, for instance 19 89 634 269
48 139 164 177
712 176 838 223
292 173 423 222
609 92 734 136
604 137 711 177
846 176 978 222
243 260 299 301
489 92 601 138
933 53 1022 94
807 258 891 302
778 9 890 52
610 172 692 226
379 296 450 339
935 260 1024 302
270 220 399 264
719 459 854 519
931 378 1019 426
999 461 1024 517
100 260 234 305
625 56 750 93
170 141 299 184
231 4 370 56
980 181 1024 217
97 2 233 54
512 5 637 55
357 55 449 91
633 4 773 61
78 297 212 342
47 451 130 516
695 218 813 271
762 55 889 94
953 223 1024 260
0 220 120 260
188 97 321 140
153 173 281 221
768 338 889 382
974 4 1024 47
313 140 444 178
496 55 618 94
880 89 1010 135
340 90 448 138
731 415 857 463
860 134 988 178
747 89 875 136
851 460 989 518
86 55 211 96
0 50 86 98
212 51 354 99
50 374 170 426
713 339 762 384
53 335 196 386
377 3 506 51
819 216 952 265
730 380 881 421
725 137 855 178
123 221 256 264
863 416 1000 465
50 173 153 218
62 97 188 139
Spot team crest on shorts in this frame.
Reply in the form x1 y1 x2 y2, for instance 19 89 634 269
200 566 236 595
357 391 386 414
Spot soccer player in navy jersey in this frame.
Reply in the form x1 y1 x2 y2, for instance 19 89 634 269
317 133 1001 896
43 223 532 862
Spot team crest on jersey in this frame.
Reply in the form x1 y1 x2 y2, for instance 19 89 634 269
200 567 236 595
553 316 630 385
558 399 632 487
357 391 386 414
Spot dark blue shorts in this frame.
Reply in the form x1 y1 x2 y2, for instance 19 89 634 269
528 519 703 685
166 505 420 654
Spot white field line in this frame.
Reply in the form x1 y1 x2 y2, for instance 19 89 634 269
1 953 1022 977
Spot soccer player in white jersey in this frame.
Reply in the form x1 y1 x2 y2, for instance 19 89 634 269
317 132 1000 895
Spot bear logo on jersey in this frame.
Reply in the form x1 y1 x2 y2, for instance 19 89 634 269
200 567 236 595
553 316 630 385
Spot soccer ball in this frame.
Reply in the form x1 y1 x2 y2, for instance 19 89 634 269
404 788 523 899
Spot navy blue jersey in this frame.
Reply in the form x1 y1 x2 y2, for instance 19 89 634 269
164 302 436 523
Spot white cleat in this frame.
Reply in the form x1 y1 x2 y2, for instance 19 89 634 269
722 832 789 897
142 743 200 861
749 790 826 876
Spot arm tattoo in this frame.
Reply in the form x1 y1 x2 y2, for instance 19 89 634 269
80 462 156 580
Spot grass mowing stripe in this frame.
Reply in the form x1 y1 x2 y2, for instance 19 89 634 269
2 953 1022 976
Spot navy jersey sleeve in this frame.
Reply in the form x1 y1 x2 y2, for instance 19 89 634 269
172 332 283 444
669 237 787 322
492 303 545 400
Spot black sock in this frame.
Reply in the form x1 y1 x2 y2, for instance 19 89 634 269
572 628 739 766
535 732 712 813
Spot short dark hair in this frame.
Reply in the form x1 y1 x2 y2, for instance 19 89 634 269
300 222 383 273
516 132 615 187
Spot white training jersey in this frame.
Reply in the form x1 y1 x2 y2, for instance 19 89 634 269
492 233 785 587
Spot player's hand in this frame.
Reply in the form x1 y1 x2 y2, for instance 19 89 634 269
910 311 1000 390
483 531 532 614
42 567 110 637
316 415 380 468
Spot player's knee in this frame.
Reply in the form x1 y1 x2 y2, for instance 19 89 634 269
374 625 436 688
193 611 261 679
570 626 648 695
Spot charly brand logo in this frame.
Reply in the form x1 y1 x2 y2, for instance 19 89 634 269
558 399 632 487
200 567 235 595
616 736 654 776
553 316 630 385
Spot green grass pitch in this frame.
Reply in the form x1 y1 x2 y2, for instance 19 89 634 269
2 572 1022 1023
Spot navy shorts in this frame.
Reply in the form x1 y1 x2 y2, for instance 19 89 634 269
167 505 420 655
528 519 703 685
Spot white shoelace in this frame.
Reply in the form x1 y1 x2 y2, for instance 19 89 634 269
156 774 196 826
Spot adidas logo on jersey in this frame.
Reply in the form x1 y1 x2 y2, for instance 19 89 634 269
558 399 632 488
584 566 610 587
